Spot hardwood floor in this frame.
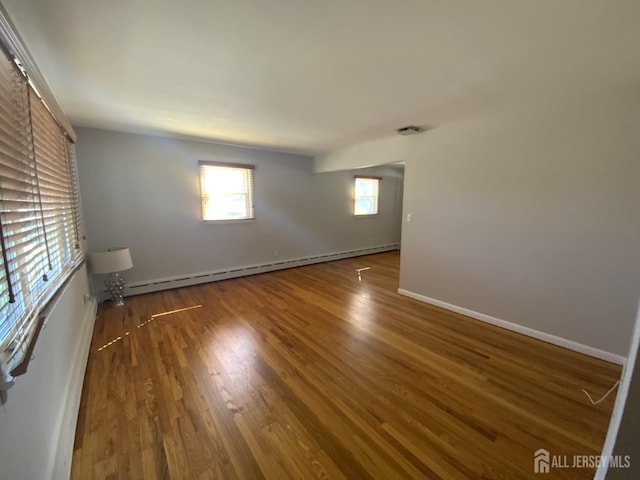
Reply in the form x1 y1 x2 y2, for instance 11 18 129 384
72 251 621 479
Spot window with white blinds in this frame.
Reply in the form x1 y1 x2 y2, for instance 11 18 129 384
0 44 84 385
199 161 255 221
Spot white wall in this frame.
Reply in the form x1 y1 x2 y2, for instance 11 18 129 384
317 83 640 357
0 266 96 480
75 127 403 287
315 134 412 172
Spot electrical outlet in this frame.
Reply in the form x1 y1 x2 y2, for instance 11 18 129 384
273 249 279 257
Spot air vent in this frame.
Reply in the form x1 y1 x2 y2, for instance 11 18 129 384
396 125 425 136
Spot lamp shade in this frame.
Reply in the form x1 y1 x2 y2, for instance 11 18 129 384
88 247 133 274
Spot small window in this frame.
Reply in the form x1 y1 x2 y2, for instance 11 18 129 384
354 176 380 216
199 161 255 221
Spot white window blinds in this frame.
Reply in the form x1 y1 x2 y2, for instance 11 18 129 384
199 161 255 221
0 44 84 395
30 87 81 269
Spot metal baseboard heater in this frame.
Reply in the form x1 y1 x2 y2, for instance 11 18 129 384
106 244 399 298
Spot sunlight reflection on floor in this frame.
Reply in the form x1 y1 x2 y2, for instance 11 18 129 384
96 304 202 351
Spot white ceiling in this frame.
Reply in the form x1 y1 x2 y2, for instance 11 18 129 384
3 0 640 154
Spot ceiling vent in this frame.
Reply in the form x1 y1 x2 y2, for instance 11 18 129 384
396 125 425 136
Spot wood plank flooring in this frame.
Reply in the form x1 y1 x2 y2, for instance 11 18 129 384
71 251 621 479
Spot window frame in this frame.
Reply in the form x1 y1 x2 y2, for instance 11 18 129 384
198 161 256 223
353 175 381 216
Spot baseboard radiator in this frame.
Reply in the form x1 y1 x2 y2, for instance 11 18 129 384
114 244 399 298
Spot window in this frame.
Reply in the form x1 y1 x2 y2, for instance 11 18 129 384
199 161 255 221
354 176 380 215
0 45 84 394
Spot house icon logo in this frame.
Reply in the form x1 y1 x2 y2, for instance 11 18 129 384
534 448 550 473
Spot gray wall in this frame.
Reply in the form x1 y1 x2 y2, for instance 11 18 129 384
0 267 95 480
399 83 640 356
75 127 403 285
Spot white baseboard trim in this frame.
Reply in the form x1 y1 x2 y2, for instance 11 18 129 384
114 244 400 298
52 296 98 480
397 288 625 366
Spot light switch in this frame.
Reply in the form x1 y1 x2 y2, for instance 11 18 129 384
407 213 413 223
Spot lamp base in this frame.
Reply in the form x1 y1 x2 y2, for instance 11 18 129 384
105 272 126 306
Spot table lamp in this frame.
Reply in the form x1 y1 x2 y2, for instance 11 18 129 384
88 247 133 306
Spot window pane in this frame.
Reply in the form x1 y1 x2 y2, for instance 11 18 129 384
207 194 247 220
355 198 376 215
204 167 245 194
355 178 376 196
